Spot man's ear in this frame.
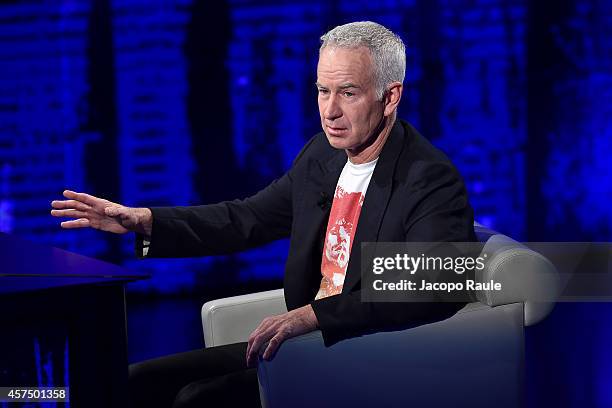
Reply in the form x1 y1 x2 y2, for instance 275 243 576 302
383 82 403 117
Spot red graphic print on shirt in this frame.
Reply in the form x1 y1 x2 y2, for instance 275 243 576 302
315 185 364 299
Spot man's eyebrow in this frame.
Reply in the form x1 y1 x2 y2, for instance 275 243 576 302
338 82 360 89
314 82 361 89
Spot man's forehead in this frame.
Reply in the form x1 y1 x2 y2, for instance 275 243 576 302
316 46 374 86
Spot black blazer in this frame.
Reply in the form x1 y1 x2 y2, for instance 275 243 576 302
141 119 476 345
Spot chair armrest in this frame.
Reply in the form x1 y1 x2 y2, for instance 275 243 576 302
477 234 560 326
257 302 524 408
201 289 287 347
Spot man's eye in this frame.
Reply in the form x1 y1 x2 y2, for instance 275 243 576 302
343 91 354 97
318 89 329 94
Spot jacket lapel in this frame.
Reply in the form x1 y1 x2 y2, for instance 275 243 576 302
287 150 345 305
342 121 405 292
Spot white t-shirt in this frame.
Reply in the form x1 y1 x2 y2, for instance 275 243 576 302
315 158 378 300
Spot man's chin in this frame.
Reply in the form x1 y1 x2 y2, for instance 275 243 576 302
325 134 351 150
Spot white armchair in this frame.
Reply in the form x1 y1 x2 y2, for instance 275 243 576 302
201 224 559 408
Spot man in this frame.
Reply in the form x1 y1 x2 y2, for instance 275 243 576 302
51 21 475 407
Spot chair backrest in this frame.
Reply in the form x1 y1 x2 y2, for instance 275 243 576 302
473 223 560 326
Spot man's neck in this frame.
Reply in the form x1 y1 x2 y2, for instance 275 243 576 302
346 115 395 164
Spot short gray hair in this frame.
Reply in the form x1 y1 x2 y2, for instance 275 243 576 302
320 21 406 100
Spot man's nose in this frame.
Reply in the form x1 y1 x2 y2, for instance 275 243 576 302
323 94 342 120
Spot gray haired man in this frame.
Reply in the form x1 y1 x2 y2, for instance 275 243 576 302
52 21 475 407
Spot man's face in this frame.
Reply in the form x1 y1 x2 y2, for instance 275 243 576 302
316 46 385 153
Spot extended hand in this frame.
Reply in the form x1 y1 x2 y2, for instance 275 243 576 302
246 304 318 367
51 190 152 236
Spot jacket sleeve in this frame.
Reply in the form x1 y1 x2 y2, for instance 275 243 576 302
137 137 317 258
310 161 476 346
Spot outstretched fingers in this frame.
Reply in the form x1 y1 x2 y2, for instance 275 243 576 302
62 190 100 207
51 199 91 211
60 218 90 229
50 209 88 219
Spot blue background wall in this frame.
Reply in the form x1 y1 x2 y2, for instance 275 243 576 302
0 0 611 406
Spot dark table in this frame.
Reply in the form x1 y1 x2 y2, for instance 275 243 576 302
0 232 148 407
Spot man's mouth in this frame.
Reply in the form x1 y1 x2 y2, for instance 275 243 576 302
326 126 347 136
